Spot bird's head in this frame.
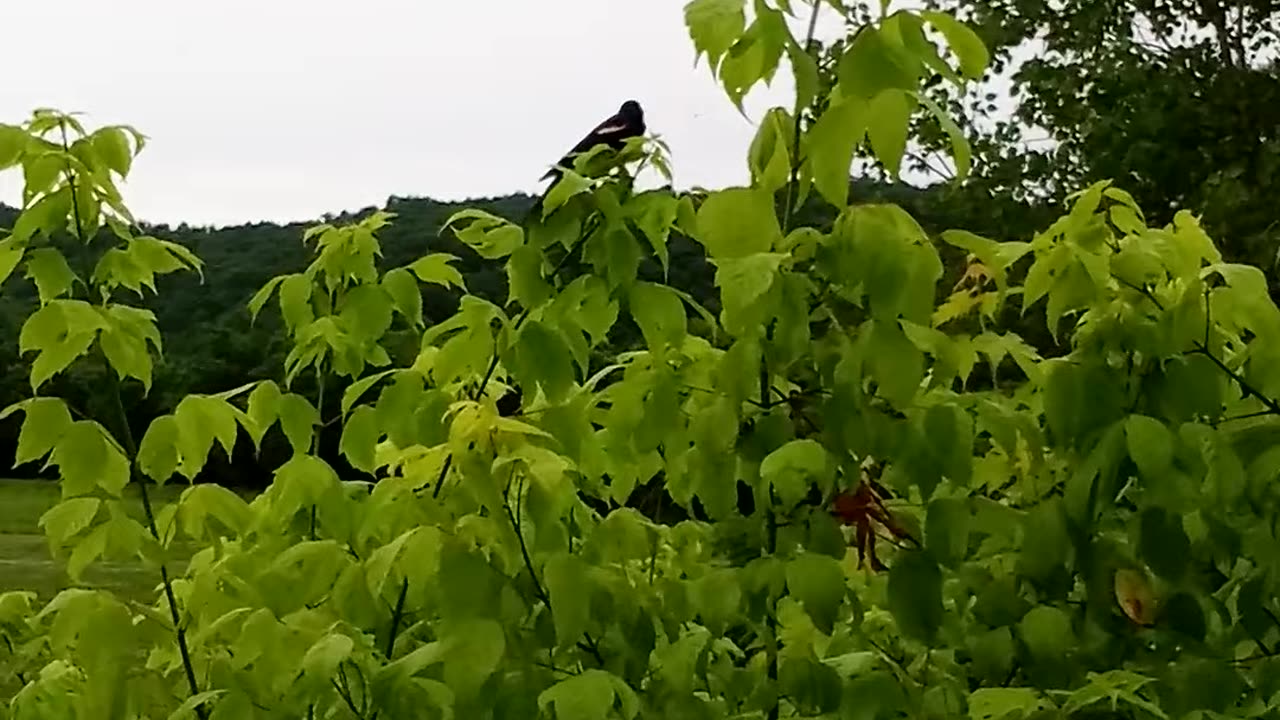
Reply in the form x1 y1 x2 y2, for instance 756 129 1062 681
620 100 644 121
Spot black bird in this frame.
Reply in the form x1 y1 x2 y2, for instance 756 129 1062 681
541 100 646 182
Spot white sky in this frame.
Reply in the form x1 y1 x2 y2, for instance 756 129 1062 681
1 0 857 227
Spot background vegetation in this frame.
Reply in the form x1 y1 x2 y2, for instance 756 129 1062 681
1 0 1279 718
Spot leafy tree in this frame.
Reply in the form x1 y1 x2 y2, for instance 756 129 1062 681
2 3 1280 720
910 0 1280 284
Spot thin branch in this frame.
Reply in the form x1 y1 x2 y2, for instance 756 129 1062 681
1218 410 1276 424
503 470 605 666
507 473 549 605
384 578 409 659
331 677 366 719
1117 273 1280 417
781 0 823 233
61 114 208 720
1190 344 1280 416
111 383 207 720
429 214 602 498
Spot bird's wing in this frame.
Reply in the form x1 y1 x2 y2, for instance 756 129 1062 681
543 110 643 181
563 112 627 155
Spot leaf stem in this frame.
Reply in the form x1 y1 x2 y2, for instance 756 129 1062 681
781 0 824 233
1117 274 1280 417
430 214 602 498
765 8 821 717
503 470 605 666
111 377 208 720
384 577 409 659
61 121 205 720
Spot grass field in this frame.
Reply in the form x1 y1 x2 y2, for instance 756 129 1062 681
0 479 202 603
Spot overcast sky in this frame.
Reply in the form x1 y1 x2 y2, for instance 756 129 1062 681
1 0 861 227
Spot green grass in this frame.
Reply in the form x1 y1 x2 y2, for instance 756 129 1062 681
0 479 218 603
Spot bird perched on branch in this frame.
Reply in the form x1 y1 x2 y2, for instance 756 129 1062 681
541 100 646 183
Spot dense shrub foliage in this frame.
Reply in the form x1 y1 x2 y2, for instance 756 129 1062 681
1 2 1280 719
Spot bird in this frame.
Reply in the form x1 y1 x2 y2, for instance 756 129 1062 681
541 100 646 182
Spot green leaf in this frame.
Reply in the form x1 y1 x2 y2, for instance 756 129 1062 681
544 552 590 649
787 37 820 112
786 553 846 634
38 497 100 544
920 11 990 79
1125 414 1174 479
748 107 793 193
445 210 523 259
969 627 1015 682
339 284 394 342
50 421 130 497
443 618 506 695
1019 605 1073 661
887 551 943 643
24 248 77 304
627 191 677 273
761 439 833 507
967 688 1050 720
507 244 553 310
692 569 741 635
137 415 180 483
381 267 424 327
0 124 26 170
180 483 253 538
866 89 916 179
247 275 285 321
66 524 110 582
868 318 924 405
20 301 105 391
509 320 575 403
715 252 785 337
926 497 971 567
695 187 781 259
99 307 158 392
166 691 227 720
340 405 380 474
278 273 314 333
341 370 395 416
844 671 906 720
173 396 240 480
1017 498 1069 582
538 669 619 720
807 99 867 208
914 92 972 179
277 393 319 455
543 170 593 218
23 150 64 203
629 282 687 353
838 25 921 99
301 633 353 681
718 18 784 110
0 237 25 288
654 626 711 695
780 655 843 715
408 253 465 289
685 0 746 71
12 396 72 467
91 126 135 177
244 380 282 448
